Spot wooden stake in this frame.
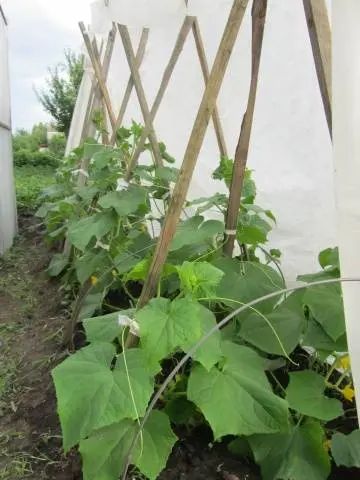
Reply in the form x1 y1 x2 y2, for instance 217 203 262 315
126 16 195 179
138 0 250 308
184 0 228 158
303 0 332 137
118 24 164 168
224 0 267 257
192 18 229 158
79 22 118 134
110 29 149 145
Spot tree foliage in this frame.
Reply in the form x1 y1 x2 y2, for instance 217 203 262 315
36 49 84 136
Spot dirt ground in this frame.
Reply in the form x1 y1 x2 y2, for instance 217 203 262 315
0 215 358 480
0 215 81 479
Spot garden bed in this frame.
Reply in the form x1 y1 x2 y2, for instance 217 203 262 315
1 215 359 479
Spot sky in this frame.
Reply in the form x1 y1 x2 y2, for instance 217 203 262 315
2 0 92 130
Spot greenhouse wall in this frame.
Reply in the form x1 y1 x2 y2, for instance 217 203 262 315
0 4 17 255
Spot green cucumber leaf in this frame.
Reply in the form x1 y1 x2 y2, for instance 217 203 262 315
80 410 177 480
52 344 155 450
47 253 68 277
286 371 343 421
83 309 135 343
68 212 115 252
170 216 224 252
176 261 224 299
136 298 221 371
249 420 330 480
303 284 345 341
187 341 289 439
239 291 305 356
214 258 285 316
98 185 148 217
331 430 360 468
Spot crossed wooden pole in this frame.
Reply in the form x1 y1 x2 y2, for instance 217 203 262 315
68 0 331 344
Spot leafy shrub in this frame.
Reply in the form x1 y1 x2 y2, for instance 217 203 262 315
13 148 34 167
31 151 59 167
14 150 59 168
13 124 63 168
48 134 66 158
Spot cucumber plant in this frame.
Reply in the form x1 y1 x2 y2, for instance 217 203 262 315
39 128 359 480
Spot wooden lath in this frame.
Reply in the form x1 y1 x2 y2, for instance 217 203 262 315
125 15 196 179
110 28 149 145
224 0 267 257
79 22 118 137
137 0 251 308
184 0 228 159
303 0 332 137
118 24 164 169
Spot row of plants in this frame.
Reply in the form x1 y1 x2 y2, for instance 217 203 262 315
13 123 66 168
36 122 359 480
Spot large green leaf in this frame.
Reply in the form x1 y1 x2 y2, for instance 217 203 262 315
136 298 221 371
83 309 135 343
170 216 224 252
319 247 339 270
155 166 179 183
303 284 345 341
126 259 176 283
83 140 105 158
212 156 234 188
182 302 222 371
187 341 289 439
75 250 110 284
239 291 304 356
187 193 228 215
237 213 272 245
297 269 339 283
214 258 284 315
80 410 177 480
98 185 148 217
176 261 224 299
68 212 115 252
52 344 155 450
302 318 348 354
331 430 360 468
47 253 68 277
286 371 343 421
78 292 104 321
249 420 330 480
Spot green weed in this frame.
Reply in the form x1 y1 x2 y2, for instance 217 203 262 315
15 166 55 211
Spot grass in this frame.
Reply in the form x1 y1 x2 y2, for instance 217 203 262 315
15 166 55 212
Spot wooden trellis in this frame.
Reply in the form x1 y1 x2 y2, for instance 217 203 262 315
73 0 331 340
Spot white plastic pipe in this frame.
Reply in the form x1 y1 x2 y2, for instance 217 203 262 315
333 0 360 414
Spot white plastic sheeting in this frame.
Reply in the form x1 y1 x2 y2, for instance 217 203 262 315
68 0 333 284
0 5 17 255
66 55 95 156
333 0 360 413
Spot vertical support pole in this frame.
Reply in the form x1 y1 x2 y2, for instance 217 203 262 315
224 0 267 256
303 0 332 137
